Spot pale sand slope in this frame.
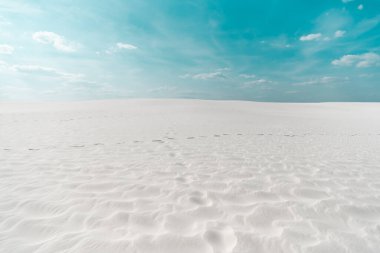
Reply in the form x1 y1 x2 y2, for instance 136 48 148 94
1 99 380 253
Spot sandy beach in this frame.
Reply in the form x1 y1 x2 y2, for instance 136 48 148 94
1 99 380 253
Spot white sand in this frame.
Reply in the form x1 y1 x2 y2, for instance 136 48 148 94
1 99 380 253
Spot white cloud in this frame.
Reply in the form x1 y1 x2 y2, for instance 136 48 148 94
12 65 59 74
293 76 348 86
106 42 138 54
181 68 229 80
321 76 335 83
285 90 299 94
300 33 322 41
193 71 227 80
244 79 272 85
3 63 81 82
260 36 292 49
239 74 256 79
148 86 176 93
358 4 364 10
241 78 274 88
334 30 346 38
0 44 14 54
12 64 84 81
0 61 100 88
117 42 138 50
32 31 77 52
332 53 380 68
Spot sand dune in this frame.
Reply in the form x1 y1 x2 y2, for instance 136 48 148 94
1 99 380 253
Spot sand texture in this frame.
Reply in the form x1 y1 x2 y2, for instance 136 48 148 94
1 100 380 253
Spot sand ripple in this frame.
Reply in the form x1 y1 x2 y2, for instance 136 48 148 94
1 100 380 252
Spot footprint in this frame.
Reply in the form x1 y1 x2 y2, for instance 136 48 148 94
214 135 220 137
93 143 104 146
175 176 190 183
152 140 164 143
188 196 211 206
187 137 195 139
28 148 40 151
203 223 237 253
3 148 11 151
293 188 328 199
71 145 84 148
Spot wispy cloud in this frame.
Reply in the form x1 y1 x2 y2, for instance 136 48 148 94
0 44 14 54
332 53 380 68
105 42 138 54
148 86 177 93
241 78 274 89
11 64 85 82
0 2 41 14
334 30 346 38
0 16 11 26
0 61 89 84
239 74 256 79
32 31 77 52
244 79 272 85
285 90 299 94
1 1 379 101
300 30 344 44
293 76 349 86
260 35 292 49
351 15 380 37
298 9 352 57
314 9 351 37
300 33 322 41
0 60 8 69
180 68 229 80
117 42 138 50
193 71 227 80
12 65 60 74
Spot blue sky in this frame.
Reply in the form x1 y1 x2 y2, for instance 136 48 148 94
0 0 379 102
